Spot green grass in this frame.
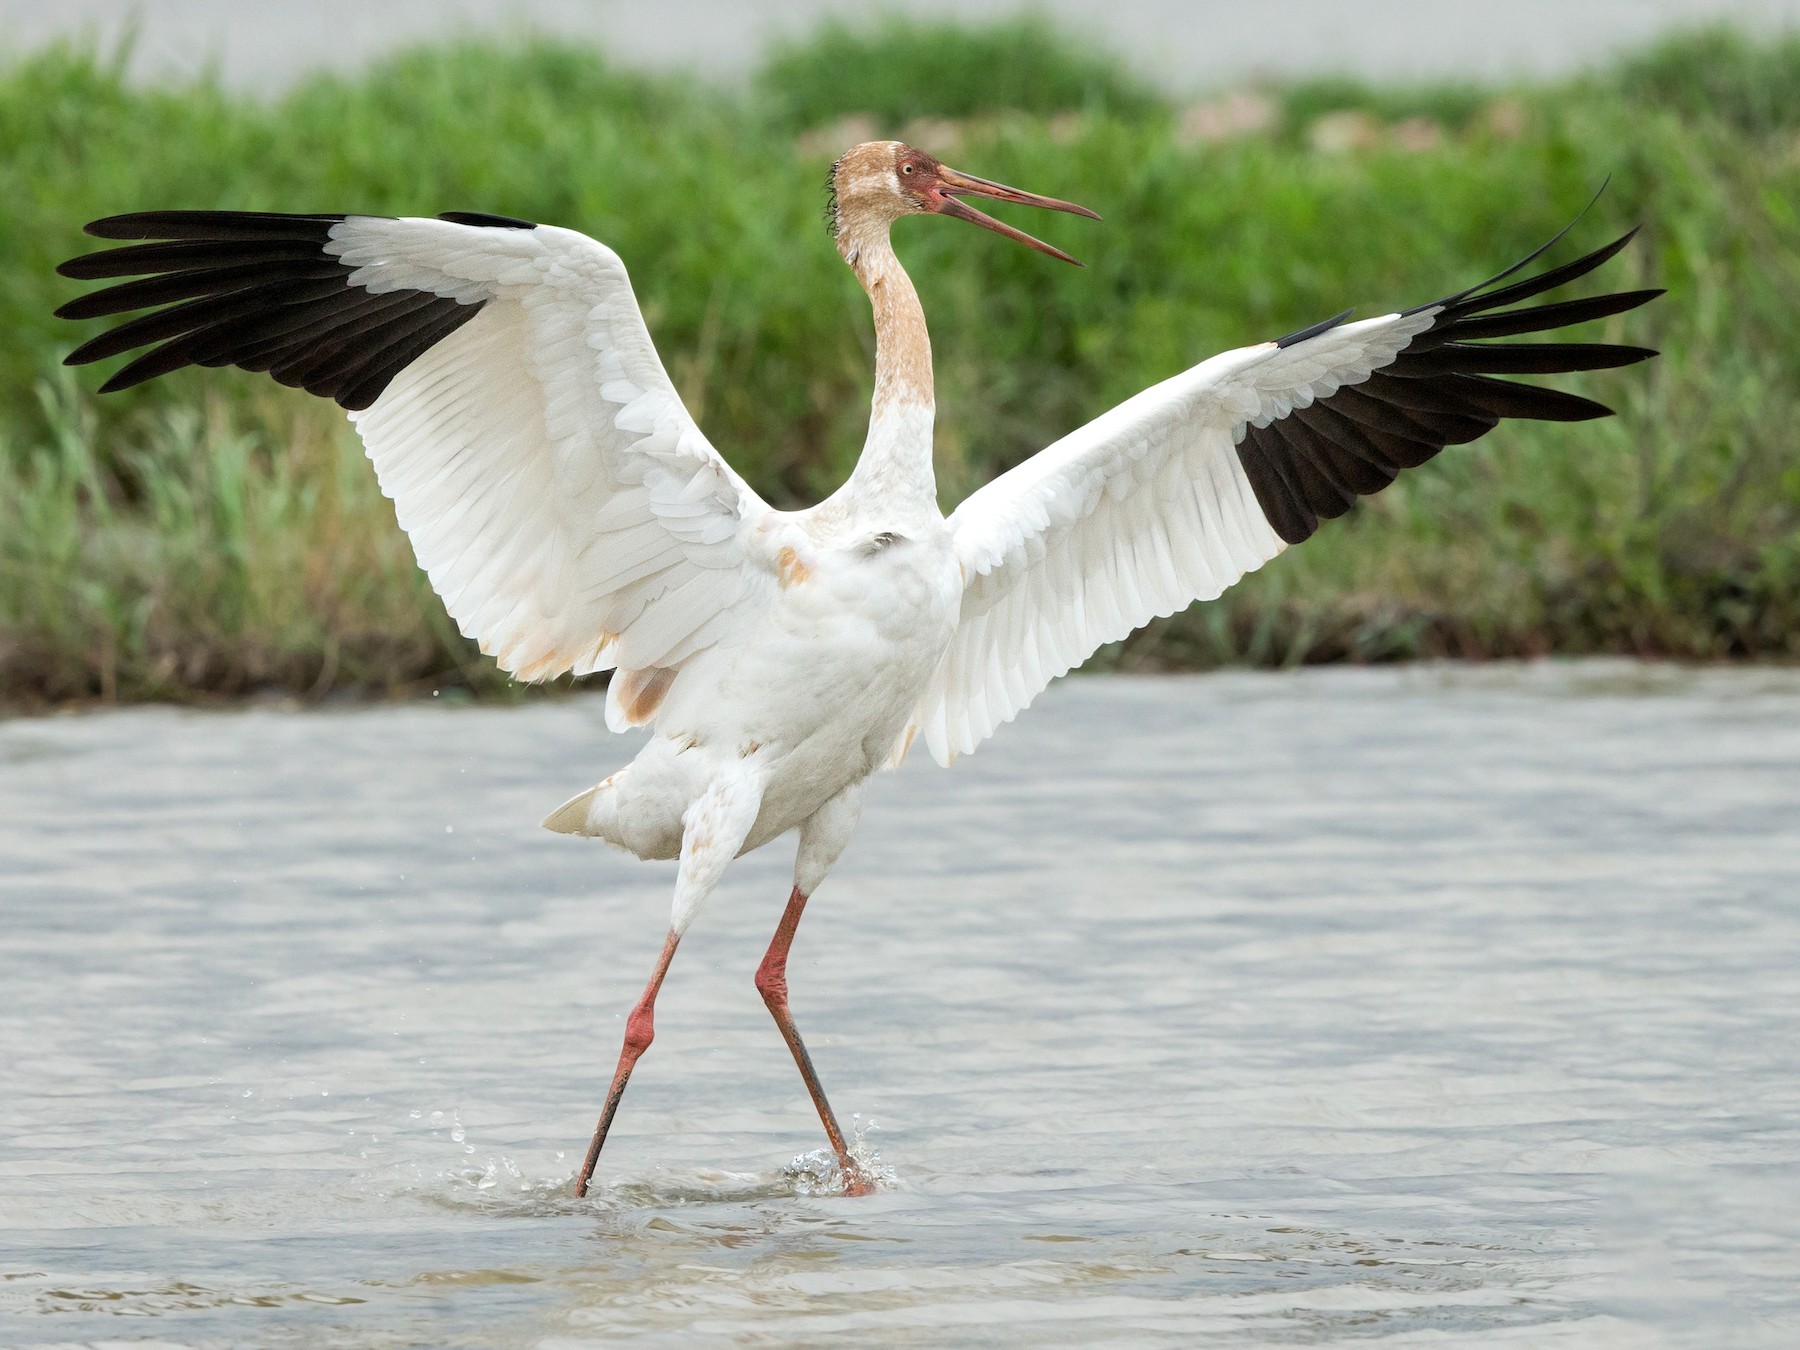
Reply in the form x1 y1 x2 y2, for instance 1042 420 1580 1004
756 15 1164 127
1 20 1797 705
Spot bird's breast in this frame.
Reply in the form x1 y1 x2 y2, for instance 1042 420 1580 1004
723 530 960 758
780 529 960 650
600 531 961 857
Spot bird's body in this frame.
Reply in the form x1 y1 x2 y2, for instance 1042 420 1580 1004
547 506 961 869
541 181 972 884
56 141 1660 1196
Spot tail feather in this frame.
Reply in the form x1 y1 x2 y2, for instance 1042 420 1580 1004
542 783 604 836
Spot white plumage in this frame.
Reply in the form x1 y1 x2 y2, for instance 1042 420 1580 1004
58 140 1659 1197
336 219 770 684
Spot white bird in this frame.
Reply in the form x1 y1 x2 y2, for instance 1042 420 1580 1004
59 141 1658 1196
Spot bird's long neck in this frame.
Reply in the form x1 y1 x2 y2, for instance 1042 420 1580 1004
841 225 937 512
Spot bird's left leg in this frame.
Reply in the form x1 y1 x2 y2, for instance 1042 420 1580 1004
572 767 765 1198
755 779 872 1194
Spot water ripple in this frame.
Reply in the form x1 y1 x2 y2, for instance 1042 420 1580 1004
3 664 1797 1346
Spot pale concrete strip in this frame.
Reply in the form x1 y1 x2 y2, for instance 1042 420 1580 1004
3 0 1800 93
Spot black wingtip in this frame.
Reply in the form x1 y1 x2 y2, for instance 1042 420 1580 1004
80 211 347 242
1412 181 1623 318
95 368 141 394
83 212 206 240
84 214 143 240
1277 308 1355 349
1440 227 1649 322
436 211 537 230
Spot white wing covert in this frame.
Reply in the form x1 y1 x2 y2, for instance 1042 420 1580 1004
59 209 773 687
917 229 1660 765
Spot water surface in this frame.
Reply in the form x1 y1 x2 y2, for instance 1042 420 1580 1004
3 663 1797 1346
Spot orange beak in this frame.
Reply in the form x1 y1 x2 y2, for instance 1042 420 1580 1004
930 165 1100 266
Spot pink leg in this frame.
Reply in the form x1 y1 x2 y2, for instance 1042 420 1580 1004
573 929 679 1198
756 886 872 1196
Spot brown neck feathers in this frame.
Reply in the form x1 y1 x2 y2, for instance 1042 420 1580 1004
844 226 933 417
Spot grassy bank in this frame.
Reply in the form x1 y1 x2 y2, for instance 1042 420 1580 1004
2 22 1797 705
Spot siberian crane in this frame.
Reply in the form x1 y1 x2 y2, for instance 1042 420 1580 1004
57 141 1659 1196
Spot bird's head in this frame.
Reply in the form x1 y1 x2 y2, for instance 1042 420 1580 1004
826 141 1098 266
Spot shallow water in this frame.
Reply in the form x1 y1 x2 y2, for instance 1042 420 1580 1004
2 662 1797 1347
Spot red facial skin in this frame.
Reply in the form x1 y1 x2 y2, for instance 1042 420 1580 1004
896 147 1100 266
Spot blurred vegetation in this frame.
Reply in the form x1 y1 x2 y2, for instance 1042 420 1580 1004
1 19 1797 705
756 15 1163 127
1608 24 1800 138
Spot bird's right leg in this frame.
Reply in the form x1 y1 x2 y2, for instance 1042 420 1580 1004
755 780 873 1195
572 768 764 1198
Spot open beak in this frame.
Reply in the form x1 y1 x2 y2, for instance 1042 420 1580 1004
932 166 1100 266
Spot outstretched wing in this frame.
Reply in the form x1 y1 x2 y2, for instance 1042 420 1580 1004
916 227 1661 764
59 210 772 684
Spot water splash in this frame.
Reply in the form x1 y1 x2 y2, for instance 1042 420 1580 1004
461 1154 521 1192
412 1155 580 1215
783 1114 895 1196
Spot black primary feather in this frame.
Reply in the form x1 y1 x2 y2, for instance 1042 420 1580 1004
1236 222 1661 545
58 209 539 411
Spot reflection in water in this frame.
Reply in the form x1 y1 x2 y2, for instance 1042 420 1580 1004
2 663 1798 1346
